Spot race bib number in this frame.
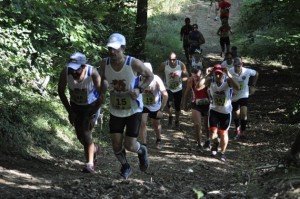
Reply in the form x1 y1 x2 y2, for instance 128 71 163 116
169 80 180 90
213 96 227 106
143 93 155 105
70 89 88 104
110 92 131 110
196 98 209 105
239 81 245 90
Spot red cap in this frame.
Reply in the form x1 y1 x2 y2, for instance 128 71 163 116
213 64 224 74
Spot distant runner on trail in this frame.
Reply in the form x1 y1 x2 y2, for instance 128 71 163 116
182 67 210 149
217 19 233 57
158 52 189 129
218 0 231 21
229 57 259 140
208 0 219 21
206 64 240 161
180 17 193 65
58 52 106 173
190 49 205 71
188 24 205 60
231 46 239 58
221 52 234 69
139 62 168 150
99 33 154 180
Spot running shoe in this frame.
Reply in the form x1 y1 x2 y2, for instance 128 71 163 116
203 140 210 149
220 153 226 162
210 140 219 157
82 163 95 173
197 143 203 150
120 163 132 180
156 139 162 150
138 145 149 172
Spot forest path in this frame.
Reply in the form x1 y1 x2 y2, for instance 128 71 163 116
1 0 299 199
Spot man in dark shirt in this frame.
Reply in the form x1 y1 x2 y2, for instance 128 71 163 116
188 24 205 60
180 17 193 65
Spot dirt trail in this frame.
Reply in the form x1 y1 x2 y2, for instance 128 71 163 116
1 1 299 199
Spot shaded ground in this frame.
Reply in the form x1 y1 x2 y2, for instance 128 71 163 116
1 0 300 198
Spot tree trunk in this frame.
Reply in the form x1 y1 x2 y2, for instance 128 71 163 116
132 0 148 59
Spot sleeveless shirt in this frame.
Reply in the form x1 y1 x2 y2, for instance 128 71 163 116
105 56 143 117
208 76 233 114
68 65 99 105
164 60 183 92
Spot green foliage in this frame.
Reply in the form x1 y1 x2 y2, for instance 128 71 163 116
145 0 191 69
0 0 138 158
287 102 300 124
234 0 300 66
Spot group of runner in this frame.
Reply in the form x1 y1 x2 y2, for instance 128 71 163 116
176 0 259 162
57 1 259 178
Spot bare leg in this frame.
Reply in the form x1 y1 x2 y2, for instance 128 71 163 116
139 113 149 145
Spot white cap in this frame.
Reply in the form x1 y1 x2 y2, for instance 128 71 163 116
106 33 126 49
67 52 87 70
144 62 153 73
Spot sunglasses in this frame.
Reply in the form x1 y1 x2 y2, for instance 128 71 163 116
68 65 85 78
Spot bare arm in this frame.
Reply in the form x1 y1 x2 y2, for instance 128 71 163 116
156 76 168 110
132 58 154 91
251 71 259 87
225 68 240 90
58 68 72 114
99 59 109 96
217 27 221 36
182 77 193 109
157 61 166 81
199 32 205 45
160 90 168 111
90 67 107 115
180 61 189 81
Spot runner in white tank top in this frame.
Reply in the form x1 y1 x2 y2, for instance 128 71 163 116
139 62 168 149
158 52 188 129
205 64 240 161
99 33 154 180
58 52 106 173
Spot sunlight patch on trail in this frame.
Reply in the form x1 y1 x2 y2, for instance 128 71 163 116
0 166 57 190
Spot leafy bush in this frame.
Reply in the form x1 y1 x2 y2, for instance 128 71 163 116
234 0 300 67
0 0 137 157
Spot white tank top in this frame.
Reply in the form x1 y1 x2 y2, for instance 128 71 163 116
191 57 203 69
68 65 99 105
221 60 234 69
142 75 166 111
164 60 183 92
105 56 143 117
208 76 233 114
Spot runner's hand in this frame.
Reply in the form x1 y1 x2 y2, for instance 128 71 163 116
249 86 256 95
68 111 76 126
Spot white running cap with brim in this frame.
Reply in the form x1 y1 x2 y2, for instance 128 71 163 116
67 52 87 70
106 33 126 49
